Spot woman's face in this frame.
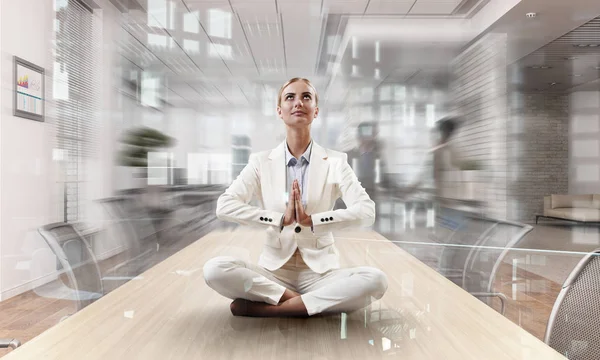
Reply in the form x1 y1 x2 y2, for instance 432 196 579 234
277 81 319 128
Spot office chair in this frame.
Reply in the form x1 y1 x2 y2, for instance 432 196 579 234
461 218 533 315
436 216 498 281
545 248 600 359
37 223 103 311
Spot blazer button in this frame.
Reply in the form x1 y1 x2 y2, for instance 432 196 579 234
329 217 333 221
260 217 264 221
295 226 301 233
268 218 273 222
325 218 329 222
321 218 325 222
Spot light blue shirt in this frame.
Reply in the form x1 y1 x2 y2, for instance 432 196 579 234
285 140 312 207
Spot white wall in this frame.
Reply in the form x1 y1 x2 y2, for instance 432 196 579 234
0 0 124 300
569 91 600 194
0 0 59 300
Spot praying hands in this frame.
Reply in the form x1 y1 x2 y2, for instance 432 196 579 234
281 179 313 228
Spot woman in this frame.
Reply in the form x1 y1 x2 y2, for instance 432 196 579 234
203 78 388 317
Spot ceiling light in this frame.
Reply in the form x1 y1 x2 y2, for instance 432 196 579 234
570 74 582 77
565 57 578 60
573 44 600 48
549 82 558 86
528 65 552 69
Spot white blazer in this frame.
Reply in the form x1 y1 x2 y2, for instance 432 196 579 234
216 141 375 274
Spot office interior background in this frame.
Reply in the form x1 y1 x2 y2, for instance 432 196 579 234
0 0 600 358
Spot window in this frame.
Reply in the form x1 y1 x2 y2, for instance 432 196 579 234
184 11 199 33
141 74 161 108
394 85 406 101
426 104 436 127
380 105 391 122
208 9 232 39
54 0 99 222
408 105 415 126
148 33 167 47
379 85 391 102
148 0 167 28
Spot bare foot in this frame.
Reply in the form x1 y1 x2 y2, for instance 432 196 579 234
229 297 308 318
230 299 277 317
230 299 252 316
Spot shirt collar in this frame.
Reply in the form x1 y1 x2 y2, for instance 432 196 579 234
285 140 312 166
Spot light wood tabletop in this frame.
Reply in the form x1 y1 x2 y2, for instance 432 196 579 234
4 229 565 359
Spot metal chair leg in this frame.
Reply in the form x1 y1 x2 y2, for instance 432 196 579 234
471 292 507 315
0 338 21 349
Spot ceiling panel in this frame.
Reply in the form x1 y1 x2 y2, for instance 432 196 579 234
280 4 324 77
513 16 600 93
237 12 285 77
230 0 277 17
277 0 321 15
409 0 462 15
176 1 258 79
365 0 414 15
325 0 369 15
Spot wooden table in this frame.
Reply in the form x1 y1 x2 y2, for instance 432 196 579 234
4 229 565 359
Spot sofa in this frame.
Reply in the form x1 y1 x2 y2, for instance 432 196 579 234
537 194 600 224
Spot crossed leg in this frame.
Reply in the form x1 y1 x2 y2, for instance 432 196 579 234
203 256 387 317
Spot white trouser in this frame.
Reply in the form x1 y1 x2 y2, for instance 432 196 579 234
203 250 388 316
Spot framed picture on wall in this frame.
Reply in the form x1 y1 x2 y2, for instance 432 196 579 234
13 56 45 122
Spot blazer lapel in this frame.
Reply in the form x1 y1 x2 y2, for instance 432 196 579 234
306 142 329 215
267 141 287 212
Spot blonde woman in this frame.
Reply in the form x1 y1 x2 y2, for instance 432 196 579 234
203 78 388 317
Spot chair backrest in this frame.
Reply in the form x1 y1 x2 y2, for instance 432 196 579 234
545 249 600 359
99 196 158 249
436 216 499 280
120 196 161 246
462 219 533 294
97 197 144 251
38 223 103 309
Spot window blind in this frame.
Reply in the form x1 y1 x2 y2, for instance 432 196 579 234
54 0 100 222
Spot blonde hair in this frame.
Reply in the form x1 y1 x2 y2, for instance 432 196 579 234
277 78 319 107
